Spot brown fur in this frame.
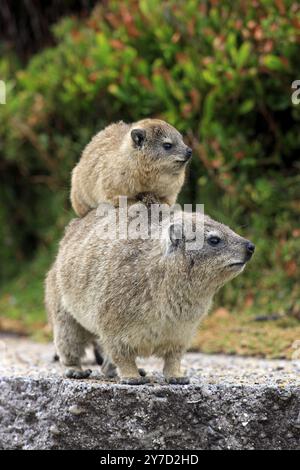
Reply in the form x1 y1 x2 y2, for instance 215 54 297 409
70 119 192 216
45 208 254 384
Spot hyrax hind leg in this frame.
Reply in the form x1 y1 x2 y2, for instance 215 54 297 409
70 182 90 217
163 350 190 385
53 306 94 379
93 341 118 378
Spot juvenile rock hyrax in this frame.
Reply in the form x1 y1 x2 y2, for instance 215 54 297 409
45 208 255 384
70 119 192 216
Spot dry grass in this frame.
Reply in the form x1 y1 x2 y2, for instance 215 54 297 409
192 308 300 359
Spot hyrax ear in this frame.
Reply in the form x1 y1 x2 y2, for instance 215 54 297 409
131 128 146 147
169 223 182 246
168 223 183 251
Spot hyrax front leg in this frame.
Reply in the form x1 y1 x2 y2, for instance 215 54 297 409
53 307 93 379
163 351 190 385
111 351 150 385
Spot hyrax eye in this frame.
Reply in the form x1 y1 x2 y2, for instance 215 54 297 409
163 142 173 150
208 236 221 246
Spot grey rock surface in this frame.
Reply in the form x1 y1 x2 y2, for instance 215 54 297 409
1 334 300 450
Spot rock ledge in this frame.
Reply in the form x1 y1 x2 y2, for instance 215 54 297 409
1 335 300 450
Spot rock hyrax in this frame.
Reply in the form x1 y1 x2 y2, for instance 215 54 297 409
45 208 255 384
70 119 192 216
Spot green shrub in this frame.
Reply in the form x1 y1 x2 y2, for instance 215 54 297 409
0 0 299 318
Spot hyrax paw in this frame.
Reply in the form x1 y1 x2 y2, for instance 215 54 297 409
52 353 60 363
120 376 151 386
166 376 190 385
102 363 118 379
65 368 92 379
105 368 118 379
138 368 147 377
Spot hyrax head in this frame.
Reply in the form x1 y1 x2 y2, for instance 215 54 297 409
129 119 192 172
163 212 255 289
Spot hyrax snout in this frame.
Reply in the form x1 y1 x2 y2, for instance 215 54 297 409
45 208 254 384
70 119 192 216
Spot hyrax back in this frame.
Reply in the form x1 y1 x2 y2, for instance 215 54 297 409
70 119 192 216
45 208 254 383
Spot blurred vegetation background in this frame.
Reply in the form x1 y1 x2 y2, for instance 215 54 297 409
0 0 300 358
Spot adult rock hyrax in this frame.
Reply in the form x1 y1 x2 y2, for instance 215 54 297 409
70 119 192 216
45 207 255 384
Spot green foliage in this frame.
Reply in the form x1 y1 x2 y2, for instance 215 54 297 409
0 0 300 324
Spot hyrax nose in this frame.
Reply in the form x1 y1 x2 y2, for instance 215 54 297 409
185 147 192 159
246 241 255 259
